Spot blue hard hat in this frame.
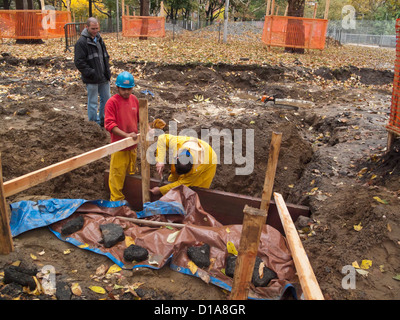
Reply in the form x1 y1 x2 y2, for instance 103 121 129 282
116 71 135 88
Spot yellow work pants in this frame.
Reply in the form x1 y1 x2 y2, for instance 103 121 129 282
109 149 137 201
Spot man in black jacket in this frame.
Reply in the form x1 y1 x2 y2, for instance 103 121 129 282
74 17 111 127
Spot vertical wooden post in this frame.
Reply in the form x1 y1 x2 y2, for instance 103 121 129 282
274 192 324 300
230 206 268 300
122 0 125 16
387 132 395 151
266 0 271 16
139 99 150 206
230 132 282 300
271 0 275 16
260 132 282 211
324 0 330 19
0 153 14 255
284 4 288 16
313 3 318 19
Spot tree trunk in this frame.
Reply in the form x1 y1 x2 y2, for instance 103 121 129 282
140 0 150 40
89 0 93 17
284 0 305 53
15 0 44 44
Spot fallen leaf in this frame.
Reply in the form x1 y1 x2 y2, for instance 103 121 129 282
96 264 108 276
89 286 106 294
63 249 71 255
355 269 369 276
259 262 265 278
188 261 198 274
352 261 360 269
167 230 180 244
353 222 363 232
393 274 400 281
227 241 238 256
360 260 372 270
30 253 37 260
373 196 388 205
125 236 135 247
71 283 82 296
107 264 122 274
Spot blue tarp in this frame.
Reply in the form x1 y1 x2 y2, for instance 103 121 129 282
10 198 185 237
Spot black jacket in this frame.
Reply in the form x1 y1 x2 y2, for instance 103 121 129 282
74 28 111 84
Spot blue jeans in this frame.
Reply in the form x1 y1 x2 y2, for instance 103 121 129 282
86 82 111 125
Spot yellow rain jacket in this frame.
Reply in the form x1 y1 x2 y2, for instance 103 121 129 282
156 134 218 195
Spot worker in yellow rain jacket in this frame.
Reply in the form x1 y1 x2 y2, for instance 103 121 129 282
150 134 218 195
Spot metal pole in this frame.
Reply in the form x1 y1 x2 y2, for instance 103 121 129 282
116 0 119 40
223 0 229 43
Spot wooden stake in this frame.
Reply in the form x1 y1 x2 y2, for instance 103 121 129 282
271 0 275 16
118 216 185 229
4 137 138 198
313 3 318 19
139 99 150 205
122 0 125 16
274 192 324 300
0 153 14 255
266 0 271 16
230 132 282 300
260 132 282 211
229 205 267 300
324 0 330 19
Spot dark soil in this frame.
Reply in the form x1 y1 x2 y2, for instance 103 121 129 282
0 54 399 300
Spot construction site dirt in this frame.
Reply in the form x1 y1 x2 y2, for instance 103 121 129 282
0 49 400 300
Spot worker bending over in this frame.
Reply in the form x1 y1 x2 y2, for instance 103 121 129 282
150 134 218 195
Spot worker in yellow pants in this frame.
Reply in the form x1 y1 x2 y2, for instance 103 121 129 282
109 149 137 201
104 71 139 201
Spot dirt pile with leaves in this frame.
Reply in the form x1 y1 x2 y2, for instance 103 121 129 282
0 32 399 300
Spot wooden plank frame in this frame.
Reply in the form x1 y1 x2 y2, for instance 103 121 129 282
274 192 324 300
0 136 139 254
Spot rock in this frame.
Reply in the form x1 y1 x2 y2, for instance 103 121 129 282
252 256 277 287
61 215 85 236
100 223 125 248
225 256 278 287
225 255 237 277
123 244 149 262
4 265 37 290
56 281 72 300
187 243 210 268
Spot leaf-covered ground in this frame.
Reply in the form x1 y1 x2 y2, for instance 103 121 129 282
1 30 395 70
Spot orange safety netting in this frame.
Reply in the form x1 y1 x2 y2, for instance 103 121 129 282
0 10 71 39
122 16 165 38
386 19 400 135
261 15 328 50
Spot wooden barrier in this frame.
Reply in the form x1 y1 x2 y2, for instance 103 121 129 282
274 192 324 300
230 132 282 300
0 137 139 254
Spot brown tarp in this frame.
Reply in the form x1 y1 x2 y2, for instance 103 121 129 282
50 185 300 299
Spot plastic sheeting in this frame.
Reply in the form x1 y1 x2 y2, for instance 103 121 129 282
9 185 300 299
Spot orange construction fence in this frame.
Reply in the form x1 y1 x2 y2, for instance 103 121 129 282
386 19 400 136
261 15 328 50
0 10 71 39
122 16 165 38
